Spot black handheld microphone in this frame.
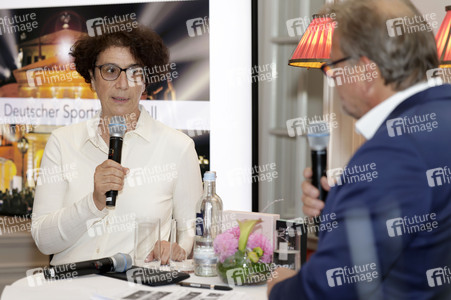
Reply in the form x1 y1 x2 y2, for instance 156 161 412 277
44 253 132 280
105 116 126 207
307 122 330 235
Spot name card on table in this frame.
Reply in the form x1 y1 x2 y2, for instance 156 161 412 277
222 210 280 249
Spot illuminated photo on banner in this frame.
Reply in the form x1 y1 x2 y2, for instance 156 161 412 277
0 0 210 197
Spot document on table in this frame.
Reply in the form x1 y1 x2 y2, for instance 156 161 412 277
91 287 253 300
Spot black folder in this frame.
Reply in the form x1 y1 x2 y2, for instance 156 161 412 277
100 266 190 286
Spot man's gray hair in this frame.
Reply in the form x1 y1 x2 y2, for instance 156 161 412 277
327 0 439 91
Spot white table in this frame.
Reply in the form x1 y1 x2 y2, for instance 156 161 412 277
0 272 267 300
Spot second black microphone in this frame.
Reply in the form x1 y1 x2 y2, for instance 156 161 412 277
307 121 330 237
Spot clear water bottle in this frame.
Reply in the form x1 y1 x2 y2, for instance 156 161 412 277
193 171 223 276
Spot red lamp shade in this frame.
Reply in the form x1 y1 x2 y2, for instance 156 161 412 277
288 15 336 68
436 6 451 68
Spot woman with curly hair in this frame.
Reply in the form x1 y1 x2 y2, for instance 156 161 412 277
31 26 202 266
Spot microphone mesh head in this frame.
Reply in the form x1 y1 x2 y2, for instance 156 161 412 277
112 253 132 272
108 116 127 138
307 121 330 151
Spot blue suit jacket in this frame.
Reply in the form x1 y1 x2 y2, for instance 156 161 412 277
270 85 451 299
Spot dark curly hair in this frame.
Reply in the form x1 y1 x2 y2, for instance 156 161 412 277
70 25 169 91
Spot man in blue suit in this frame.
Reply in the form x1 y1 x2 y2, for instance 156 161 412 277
268 0 451 299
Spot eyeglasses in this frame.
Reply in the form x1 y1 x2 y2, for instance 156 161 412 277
95 64 145 83
320 56 352 77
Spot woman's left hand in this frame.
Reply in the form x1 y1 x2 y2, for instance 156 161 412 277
145 241 186 265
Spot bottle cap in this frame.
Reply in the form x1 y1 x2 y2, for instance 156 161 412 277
203 171 216 181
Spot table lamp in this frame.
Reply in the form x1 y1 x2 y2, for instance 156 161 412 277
436 6 451 68
288 14 336 69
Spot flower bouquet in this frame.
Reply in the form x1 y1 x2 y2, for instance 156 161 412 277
213 219 273 285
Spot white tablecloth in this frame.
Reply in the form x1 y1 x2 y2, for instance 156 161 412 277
0 272 267 300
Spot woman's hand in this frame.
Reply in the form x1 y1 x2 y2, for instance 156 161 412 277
93 159 129 210
146 241 187 265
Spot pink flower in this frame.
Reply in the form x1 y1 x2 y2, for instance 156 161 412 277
214 226 273 264
247 233 273 263
225 226 241 239
213 232 238 263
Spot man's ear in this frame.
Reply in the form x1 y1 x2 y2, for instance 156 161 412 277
359 56 378 92
359 56 384 109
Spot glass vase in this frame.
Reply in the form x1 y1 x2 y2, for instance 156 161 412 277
216 250 270 286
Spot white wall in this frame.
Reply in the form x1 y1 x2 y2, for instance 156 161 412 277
411 0 448 35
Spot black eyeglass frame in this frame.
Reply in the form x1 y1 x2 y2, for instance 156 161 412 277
94 63 145 82
320 56 352 77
